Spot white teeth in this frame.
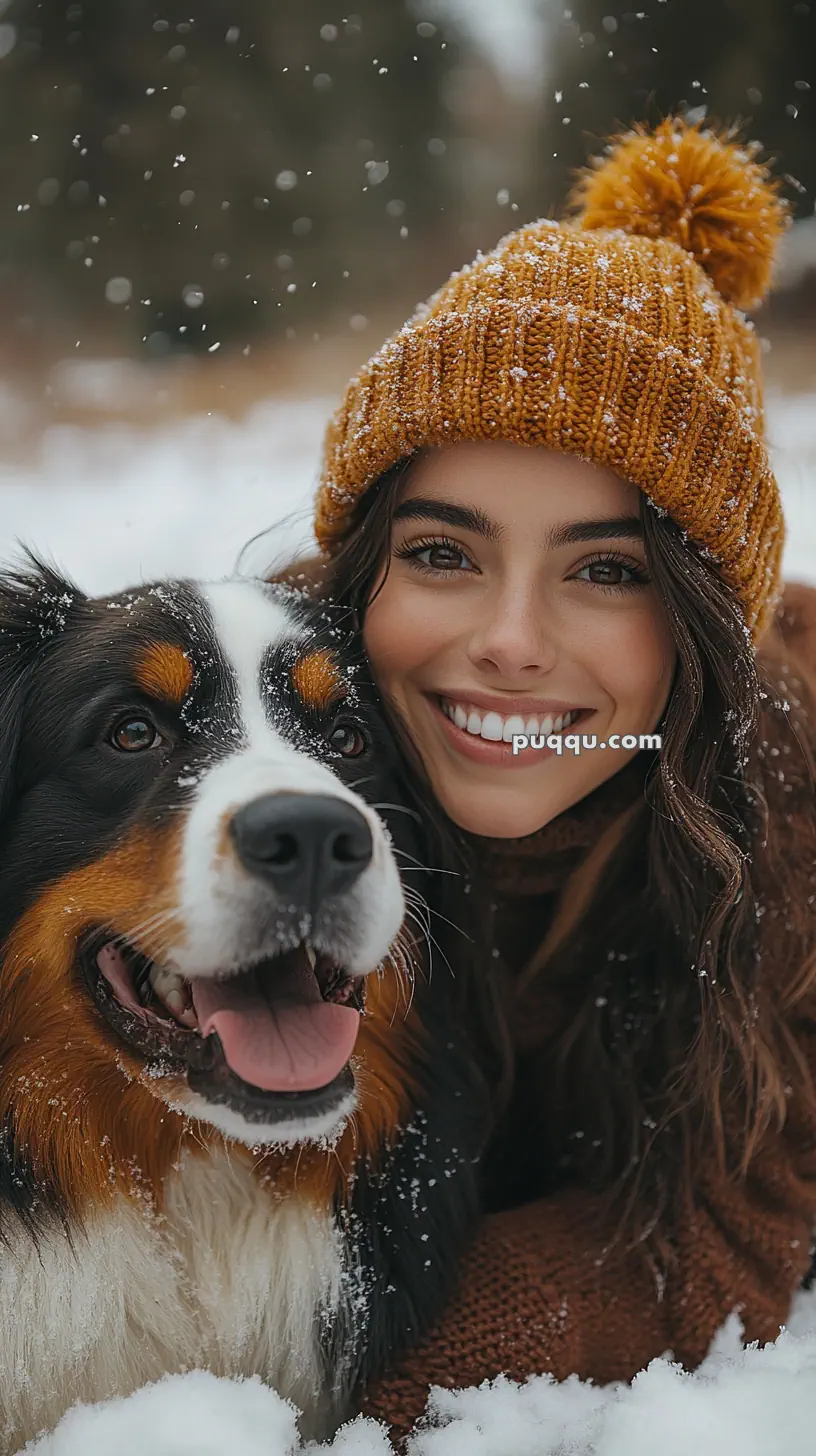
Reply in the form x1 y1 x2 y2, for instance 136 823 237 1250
480 711 504 742
148 965 182 996
148 965 196 1027
502 714 526 742
441 698 580 742
164 988 188 1019
305 944 317 969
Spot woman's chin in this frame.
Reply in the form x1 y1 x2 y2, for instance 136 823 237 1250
439 786 581 840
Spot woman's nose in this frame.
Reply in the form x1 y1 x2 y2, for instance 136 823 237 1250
467 589 558 678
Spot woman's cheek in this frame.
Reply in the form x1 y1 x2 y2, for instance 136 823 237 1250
364 582 430 698
365 576 462 679
564 596 675 720
600 610 675 719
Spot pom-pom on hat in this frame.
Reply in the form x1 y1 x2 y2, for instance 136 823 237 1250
315 118 789 642
571 119 787 310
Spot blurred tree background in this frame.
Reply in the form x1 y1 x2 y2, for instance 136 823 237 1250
534 0 816 213
0 0 813 371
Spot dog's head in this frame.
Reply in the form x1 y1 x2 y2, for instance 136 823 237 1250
0 560 406 1152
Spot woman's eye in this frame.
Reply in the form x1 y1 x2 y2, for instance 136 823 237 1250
110 717 162 752
415 544 471 572
421 544 465 570
394 535 474 574
575 558 644 587
327 721 368 758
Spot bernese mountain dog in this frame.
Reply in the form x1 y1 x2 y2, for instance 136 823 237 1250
0 559 488 1451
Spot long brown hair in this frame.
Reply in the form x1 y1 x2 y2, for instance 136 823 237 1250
305 455 816 1259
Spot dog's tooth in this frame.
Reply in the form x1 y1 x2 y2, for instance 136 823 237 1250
524 717 539 737
541 715 554 735
305 944 317 969
150 966 197 1026
150 966 185 997
164 989 186 1018
453 704 468 729
553 714 563 732
466 711 482 736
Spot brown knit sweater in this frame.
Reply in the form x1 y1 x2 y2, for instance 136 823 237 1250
357 581 816 1438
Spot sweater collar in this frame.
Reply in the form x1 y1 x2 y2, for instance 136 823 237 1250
465 752 653 897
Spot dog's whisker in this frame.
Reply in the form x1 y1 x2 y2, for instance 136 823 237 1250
346 774 377 793
382 933 417 1018
403 905 455 984
402 882 471 942
410 900 473 942
371 801 423 823
373 932 416 1020
391 847 460 877
106 909 178 947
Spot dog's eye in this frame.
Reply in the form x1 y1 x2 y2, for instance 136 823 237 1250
327 720 368 759
110 717 162 753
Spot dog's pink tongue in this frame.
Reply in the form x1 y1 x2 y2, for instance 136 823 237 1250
189 954 359 1093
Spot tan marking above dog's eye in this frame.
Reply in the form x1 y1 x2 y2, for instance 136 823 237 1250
292 648 345 711
135 642 193 705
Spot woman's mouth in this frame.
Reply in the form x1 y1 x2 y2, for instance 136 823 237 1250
438 697 583 742
429 696 592 767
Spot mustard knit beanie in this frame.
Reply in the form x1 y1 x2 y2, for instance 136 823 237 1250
315 119 789 642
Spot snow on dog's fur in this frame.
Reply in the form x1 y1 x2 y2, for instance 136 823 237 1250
0 561 488 1453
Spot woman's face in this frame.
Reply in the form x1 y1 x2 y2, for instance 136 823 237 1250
363 441 677 838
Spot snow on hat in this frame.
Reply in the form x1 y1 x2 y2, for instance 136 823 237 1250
315 118 789 641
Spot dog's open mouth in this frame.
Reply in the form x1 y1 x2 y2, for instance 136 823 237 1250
81 934 366 1126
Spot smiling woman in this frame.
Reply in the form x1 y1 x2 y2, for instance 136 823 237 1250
277 118 816 1438
362 441 676 837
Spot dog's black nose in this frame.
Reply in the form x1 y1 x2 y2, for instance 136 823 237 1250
230 793 373 909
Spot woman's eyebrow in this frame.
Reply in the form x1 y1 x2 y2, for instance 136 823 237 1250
543 515 644 549
392 497 501 541
392 502 643 549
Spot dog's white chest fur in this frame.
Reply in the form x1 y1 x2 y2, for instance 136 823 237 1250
0 1145 349 1453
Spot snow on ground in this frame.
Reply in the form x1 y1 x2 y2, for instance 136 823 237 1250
21 1289 816 1455
0 391 814 595
4 386 816 1453
0 395 330 596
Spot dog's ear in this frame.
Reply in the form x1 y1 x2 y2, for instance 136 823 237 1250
0 555 85 819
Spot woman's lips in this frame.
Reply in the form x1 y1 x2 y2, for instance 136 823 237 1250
439 696 582 740
426 695 592 768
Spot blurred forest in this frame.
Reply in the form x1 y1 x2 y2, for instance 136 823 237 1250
0 0 814 372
